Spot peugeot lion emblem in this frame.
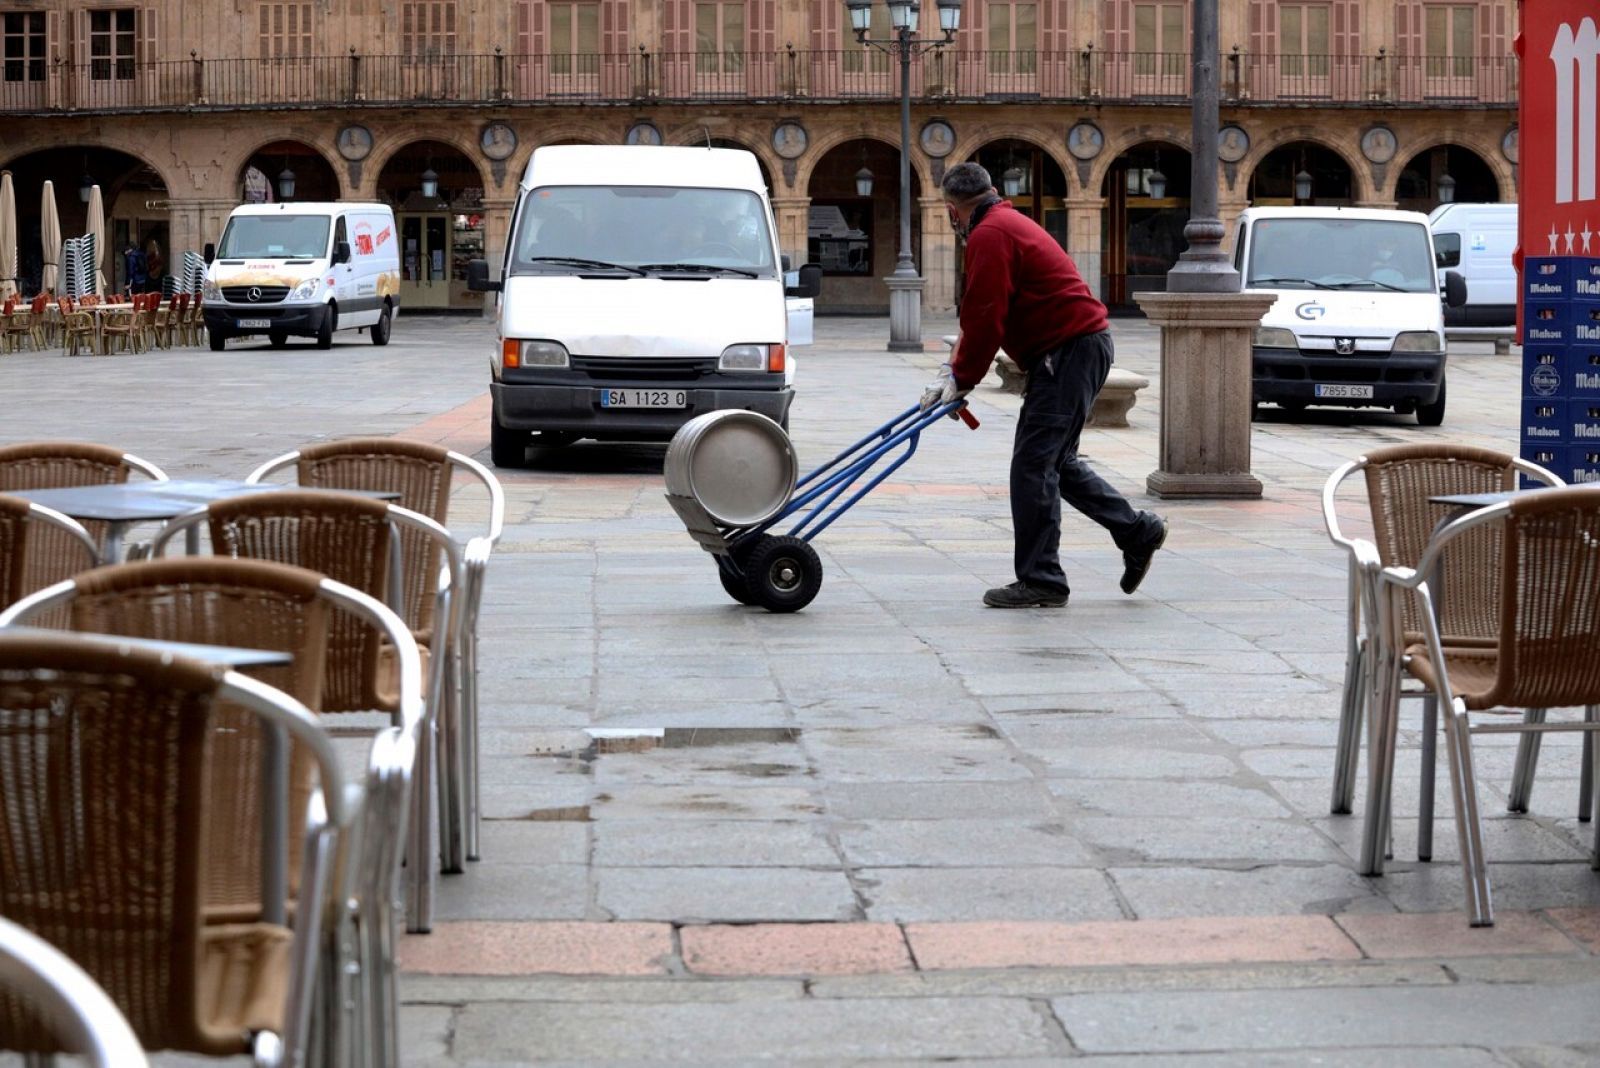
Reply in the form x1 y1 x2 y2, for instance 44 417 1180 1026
1335 338 1356 355
247 286 263 302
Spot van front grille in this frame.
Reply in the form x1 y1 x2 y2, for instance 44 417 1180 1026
221 285 290 304
570 356 718 382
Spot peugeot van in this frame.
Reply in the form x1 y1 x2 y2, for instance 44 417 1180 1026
1236 206 1467 425
467 145 821 468
1429 202 1516 329
203 202 400 351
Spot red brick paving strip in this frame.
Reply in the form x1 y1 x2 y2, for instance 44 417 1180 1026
1546 907 1600 953
396 392 490 455
905 916 1362 970
1336 910 1584 959
398 921 673 976
680 923 914 976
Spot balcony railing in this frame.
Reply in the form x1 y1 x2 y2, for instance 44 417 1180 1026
0 49 1518 115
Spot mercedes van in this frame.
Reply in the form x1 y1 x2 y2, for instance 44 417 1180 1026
467 145 821 468
1429 202 1516 329
1236 206 1466 425
203 202 400 351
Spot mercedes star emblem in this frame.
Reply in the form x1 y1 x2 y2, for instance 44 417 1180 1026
247 286 262 302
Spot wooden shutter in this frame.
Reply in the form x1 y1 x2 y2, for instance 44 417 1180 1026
138 6 156 61
1248 0 1276 55
1102 0 1129 54
809 0 837 51
1395 1 1421 55
1332 0 1358 56
751 0 777 53
73 8 88 67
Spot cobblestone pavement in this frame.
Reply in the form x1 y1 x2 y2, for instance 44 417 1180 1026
3 316 1599 1064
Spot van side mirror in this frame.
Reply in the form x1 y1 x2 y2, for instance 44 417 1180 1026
1443 270 1468 308
786 263 822 299
466 259 501 293
333 241 352 265
203 242 215 265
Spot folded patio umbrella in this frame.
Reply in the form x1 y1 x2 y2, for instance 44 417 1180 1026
39 179 60 294
85 183 106 296
0 171 16 302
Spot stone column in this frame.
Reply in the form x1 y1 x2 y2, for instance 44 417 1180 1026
919 195 956 311
479 196 515 321
1134 290 1278 498
770 195 811 268
165 197 238 264
1065 196 1104 300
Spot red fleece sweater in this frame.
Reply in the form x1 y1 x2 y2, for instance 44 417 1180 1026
950 201 1109 387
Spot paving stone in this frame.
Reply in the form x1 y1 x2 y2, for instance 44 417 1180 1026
399 921 673 976
400 974 804 1003
825 781 1057 820
1312 815 1590 865
680 922 913 976
1028 745 1240 780
1072 817 1348 864
1048 982 1600 1053
837 818 1096 868
858 867 1124 923
1336 910 1583 959
433 864 591 922
1109 865 1395 919
589 784 822 821
596 867 859 922
452 996 1064 1061
1377 862 1600 913
474 821 589 865
1047 778 1293 818
592 819 837 867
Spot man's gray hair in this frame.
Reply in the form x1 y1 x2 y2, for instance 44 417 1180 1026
942 162 993 201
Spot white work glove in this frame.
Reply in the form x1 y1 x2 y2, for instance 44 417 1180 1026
919 363 970 412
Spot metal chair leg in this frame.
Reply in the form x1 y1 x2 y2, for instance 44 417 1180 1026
1443 702 1493 926
1331 636 1365 815
1507 708 1547 813
1360 621 1403 876
1588 716 1600 868
1580 706 1596 824
405 715 437 933
437 651 466 876
1418 693 1438 861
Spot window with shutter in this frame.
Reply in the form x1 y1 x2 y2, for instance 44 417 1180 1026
987 3 1037 75
258 3 314 63
1424 3 1475 78
695 1 745 74
2 12 46 83
1280 3 1330 77
401 1 457 59
89 9 136 82
1132 2 1183 77
842 4 889 73
550 2 600 75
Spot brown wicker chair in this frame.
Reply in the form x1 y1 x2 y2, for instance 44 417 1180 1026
1321 444 1566 860
151 490 458 935
0 494 99 612
1373 485 1600 925
0 917 148 1067
247 437 505 870
0 631 351 1064
0 440 169 563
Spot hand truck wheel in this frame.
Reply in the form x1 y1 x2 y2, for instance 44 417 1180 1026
716 555 757 606
743 534 823 613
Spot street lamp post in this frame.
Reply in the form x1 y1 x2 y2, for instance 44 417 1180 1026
845 0 961 351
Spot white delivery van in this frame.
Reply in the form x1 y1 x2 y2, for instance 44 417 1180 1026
203 201 400 351
1429 202 1516 329
1235 206 1466 426
467 145 821 468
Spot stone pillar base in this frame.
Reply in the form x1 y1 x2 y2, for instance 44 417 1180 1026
886 273 925 352
1134 290 1279 500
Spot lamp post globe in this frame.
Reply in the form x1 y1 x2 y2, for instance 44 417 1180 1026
420 167 440 200
1437 173 1457 204
855 168 876 197
1001 167 1024 199
937 0 962 33
277 168 297 201
1293 168 1313 203
1147 167 1167 200
79 174 94 204
845 0 873 33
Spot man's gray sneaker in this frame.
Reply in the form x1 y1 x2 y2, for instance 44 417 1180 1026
984 581 1069 608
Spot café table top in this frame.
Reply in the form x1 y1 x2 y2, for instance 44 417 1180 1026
9 479 401 523
0 625 293 668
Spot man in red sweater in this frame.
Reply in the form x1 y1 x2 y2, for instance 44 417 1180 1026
922 162 1166 608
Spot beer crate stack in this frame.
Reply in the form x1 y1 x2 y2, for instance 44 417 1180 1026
1521 257 1600 485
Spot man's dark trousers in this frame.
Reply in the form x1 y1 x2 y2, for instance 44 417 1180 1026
1011 330 1154 596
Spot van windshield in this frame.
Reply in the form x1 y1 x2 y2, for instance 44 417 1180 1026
217 215 332 259
1246 217 1436 293
511 186 776 276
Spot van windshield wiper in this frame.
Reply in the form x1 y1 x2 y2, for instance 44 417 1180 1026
527 256 645 276
1250 276 1335 290
637 262 759 278
1328 279 1408 293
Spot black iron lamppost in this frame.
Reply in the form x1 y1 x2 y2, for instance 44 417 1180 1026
845 0 961 351
1165 0 1237 292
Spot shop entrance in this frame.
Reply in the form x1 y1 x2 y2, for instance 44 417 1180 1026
400 212 453 308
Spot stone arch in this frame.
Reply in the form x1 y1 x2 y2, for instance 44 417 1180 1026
1240 128 1370 202
947 124 1072 192
795 127 933 198
0 136 179 199
666 128 783 189
1384 131 1512 204
361 129 489 200
230 138 346 202
1087 126 1191 199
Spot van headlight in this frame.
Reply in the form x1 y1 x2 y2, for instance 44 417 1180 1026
501 339 569 369
290 278 320 301
1392 331 1442 353
1254 327 1298 349
719 344 784 373
202 279 222 301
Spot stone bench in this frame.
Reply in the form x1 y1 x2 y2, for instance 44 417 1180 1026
941 335 1150 427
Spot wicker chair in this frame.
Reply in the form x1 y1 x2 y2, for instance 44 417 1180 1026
0 631 352 1064
1321 445 1568 859
151 490 459 935
0 441 169 565
0 494 99 612
0 558 424 1064
1373 486 1600 925
247 437 505 869
0 917 148 1067
1 297 42 354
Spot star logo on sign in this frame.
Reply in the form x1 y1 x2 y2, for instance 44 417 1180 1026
1566 225 1578 253
1551 225 1561 254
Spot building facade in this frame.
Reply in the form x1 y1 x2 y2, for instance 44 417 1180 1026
0 0 1518 312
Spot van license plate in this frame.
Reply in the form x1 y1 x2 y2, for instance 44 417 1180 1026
599 389 687 409
236 318 271 329
1314 384 1374 399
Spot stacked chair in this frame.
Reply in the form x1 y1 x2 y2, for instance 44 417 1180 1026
0 916 148 1067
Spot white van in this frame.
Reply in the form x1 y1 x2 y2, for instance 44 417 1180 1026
203 202 400 351
1235 206 1466 425
467 145 821 468
1429 202 1516 329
